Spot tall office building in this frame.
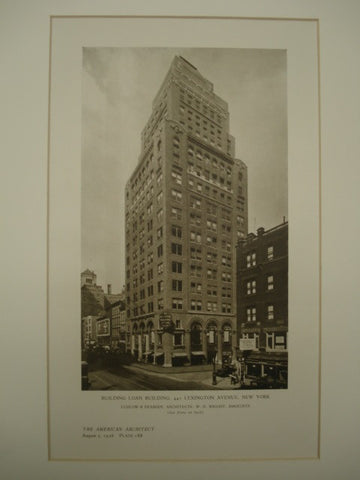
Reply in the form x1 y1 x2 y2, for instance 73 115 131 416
125 56 248 367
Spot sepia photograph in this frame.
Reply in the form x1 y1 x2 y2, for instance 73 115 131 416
47 15 321 461
81 48 288 391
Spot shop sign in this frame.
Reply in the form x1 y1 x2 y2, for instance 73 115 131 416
159 313 174 332
240 337 256 350
97 318 110 336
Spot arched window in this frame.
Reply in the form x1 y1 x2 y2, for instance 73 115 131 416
190 322 202 347
147 322 155 346
206 321 217 345
223 324 232 344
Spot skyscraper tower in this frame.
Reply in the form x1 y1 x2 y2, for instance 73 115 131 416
125 56 248 367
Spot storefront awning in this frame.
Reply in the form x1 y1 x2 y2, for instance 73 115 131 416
143 350 153 355
191 351 205 356
172 352 188 358
155 352 164 357
245 352 288 367
263 326 288 333
246 351 288 361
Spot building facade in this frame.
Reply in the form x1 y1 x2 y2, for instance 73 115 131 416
110 300 126 351
81 269 124 350
125 56 248 367
81 315 99 349
81 269 97 287
236 221 288 383
88 302 126 351
96 315 111 348
81 269 105 317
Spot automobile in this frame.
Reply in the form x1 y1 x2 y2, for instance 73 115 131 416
216 364 236 377
249 374 287 389
81 361 90 390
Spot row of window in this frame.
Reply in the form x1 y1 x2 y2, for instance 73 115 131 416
188 167 232 191
129 260 182 278
179 86 222 123
189 300 231 313
180 114 224 150
130 182 155 210
130 285 233 308
246 276 274 294
130 299 232 315
246 247 274 267
246 305 275 322
143 92 167 137
129 276 232 301
189 284 231 299
241 332 287 351
179 108 223 134
186 144 232 174
155 243 183 258
188 171 234 202
133 239 234 262
143 110 168 149
128 258 234 283
129 162 155 193
170 205 241 232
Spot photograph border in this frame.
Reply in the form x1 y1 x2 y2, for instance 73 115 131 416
47 15 321 462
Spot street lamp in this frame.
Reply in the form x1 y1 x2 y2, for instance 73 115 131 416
212 349 217 385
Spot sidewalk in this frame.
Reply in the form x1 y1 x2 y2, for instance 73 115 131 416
130 362 213 375
126 362 248 390
201 375 253 389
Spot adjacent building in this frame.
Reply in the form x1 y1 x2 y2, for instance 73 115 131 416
96 315 111 348
81 269 125 350
81 315 98 349
92 301 126 350
125 56 248 367
110 300 127 351
81 269 105 317
236 221 288 383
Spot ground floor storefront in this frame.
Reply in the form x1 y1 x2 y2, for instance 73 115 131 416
243 351 288 387
127 313 238 368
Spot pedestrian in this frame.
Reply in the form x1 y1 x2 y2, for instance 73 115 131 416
230 372 238 385
236 357 240 376
240 357 245 386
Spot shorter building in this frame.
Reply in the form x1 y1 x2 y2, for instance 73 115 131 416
236 221 288 384
81 315 99 349
81 269 126 350
90 299 126 351
81 269 97 287
96 315 111 348
104 284 124 310
110 300 126 351
81 269 105 317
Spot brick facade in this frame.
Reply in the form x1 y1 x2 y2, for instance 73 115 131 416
236 221 288 382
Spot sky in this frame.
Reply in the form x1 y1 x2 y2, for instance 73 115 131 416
82 48 287 293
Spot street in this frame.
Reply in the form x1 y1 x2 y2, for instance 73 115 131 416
88 365 214 390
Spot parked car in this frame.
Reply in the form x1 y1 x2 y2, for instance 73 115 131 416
216 364 236 377
250 374 287 389
81 361 90 390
